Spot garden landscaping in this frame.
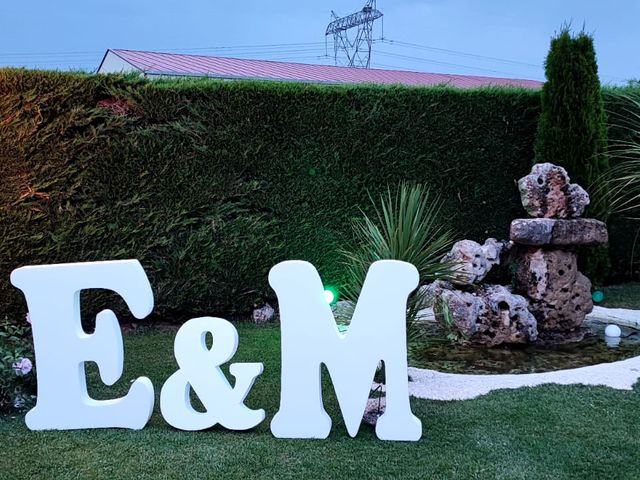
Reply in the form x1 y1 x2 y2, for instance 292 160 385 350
2 27 640 479
2 324 640 480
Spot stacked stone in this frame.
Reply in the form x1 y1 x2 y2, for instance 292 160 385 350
432 239 538 347
510 163 608 336
432 163 609 347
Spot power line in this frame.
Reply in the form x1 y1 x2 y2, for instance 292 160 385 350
0 50 331 70
0 50 103 58
0 42 327 58
370 61 416 71
378 40 629 82
381 38 542 69
376 50 537 78
0 38 627 83
159 47 327 58
167 42 326 52
0 44 330 70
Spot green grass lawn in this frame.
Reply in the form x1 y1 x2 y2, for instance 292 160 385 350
601 282 640 309
2 324 640 479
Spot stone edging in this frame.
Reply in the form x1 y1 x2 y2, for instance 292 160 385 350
393 306 640 401
401 356 640 401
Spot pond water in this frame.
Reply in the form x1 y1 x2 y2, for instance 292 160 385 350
409 321 640 374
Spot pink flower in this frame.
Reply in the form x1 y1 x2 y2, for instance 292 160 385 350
12 358 32 376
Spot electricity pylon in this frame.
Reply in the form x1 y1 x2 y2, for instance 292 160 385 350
325 0 383 68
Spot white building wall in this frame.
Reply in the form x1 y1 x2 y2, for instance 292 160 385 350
97 51 140 74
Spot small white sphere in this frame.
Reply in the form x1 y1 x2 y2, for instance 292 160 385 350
605 324 622 338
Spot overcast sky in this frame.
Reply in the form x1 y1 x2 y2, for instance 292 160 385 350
1 1 637 84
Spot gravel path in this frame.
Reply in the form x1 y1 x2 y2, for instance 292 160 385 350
401 306 640 401
402 356 640 400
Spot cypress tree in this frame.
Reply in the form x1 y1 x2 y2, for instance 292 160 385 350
534 27 610 282
535 27 609 187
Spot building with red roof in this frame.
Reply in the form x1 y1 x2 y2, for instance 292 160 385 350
97 49 542 89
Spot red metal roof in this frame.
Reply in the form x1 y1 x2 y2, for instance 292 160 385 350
104 49 543 89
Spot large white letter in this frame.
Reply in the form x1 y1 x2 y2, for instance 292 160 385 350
269 260 421 441
10 260 155 431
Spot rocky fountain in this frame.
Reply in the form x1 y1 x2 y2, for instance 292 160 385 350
432 163 609 346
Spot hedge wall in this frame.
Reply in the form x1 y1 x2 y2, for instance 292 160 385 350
0 69 635 322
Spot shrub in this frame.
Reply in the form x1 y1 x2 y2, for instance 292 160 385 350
339 183 457 338
593 93 640 277
597 94 640 219
534 26 611 282
0 315 36 412
535 27 609 191
0 70 540 321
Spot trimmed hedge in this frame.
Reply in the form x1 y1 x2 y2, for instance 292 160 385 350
0 69 635 321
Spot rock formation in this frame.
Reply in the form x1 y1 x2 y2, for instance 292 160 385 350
510 218 607 246
442 238 507 285
433 163 608 346
518 163 590 219
433 280 538 346
432 239 538 346
511 164 607 336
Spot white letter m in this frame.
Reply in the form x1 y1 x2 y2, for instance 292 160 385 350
269 260 421 441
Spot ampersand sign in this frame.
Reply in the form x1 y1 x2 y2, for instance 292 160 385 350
160 317 265 431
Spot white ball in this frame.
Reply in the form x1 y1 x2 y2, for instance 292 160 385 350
605 324 622 338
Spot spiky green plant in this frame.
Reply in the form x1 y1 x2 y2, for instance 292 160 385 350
592 94 640 221
339 183 457 338
591 93 640 276
592 160 640 221
432 296 461 343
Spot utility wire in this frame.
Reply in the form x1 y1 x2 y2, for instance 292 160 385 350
380 38 542 69
376 50 535 77
0 38 626 82
0 42 327 58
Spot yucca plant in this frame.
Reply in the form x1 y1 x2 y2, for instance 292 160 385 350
339 183 457 339
592 160 640 221
592 94 640 221
589 94 640 277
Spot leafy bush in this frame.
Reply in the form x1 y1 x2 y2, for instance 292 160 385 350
339 183 457 338
0 315 36 412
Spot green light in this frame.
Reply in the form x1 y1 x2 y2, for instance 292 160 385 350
592 290 605 303
324 287 338 304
